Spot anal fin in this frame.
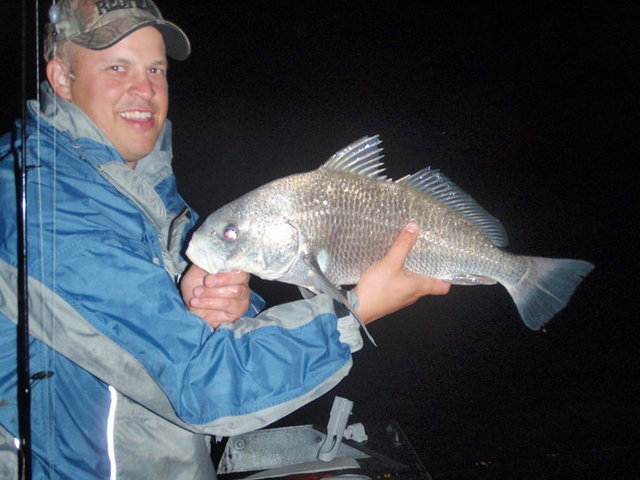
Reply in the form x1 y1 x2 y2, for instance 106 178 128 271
442 274 497 286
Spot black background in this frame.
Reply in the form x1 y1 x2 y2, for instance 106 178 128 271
2 2 638 478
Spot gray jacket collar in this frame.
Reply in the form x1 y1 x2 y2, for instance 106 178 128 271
29 82 187 278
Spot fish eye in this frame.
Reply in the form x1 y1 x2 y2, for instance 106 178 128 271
222 226 239 241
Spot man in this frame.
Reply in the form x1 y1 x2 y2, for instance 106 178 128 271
0 1 449 478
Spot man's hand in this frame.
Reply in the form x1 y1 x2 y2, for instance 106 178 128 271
180 265 251 329
354 222 451 324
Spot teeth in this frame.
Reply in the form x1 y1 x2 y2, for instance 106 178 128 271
119 111 151 120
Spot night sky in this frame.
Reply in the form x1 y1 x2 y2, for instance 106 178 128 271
2 2 638 478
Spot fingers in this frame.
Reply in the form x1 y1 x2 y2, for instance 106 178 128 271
188 291 250 329
182 268 251 328
202 270 250 288
189 284 249 308
191 271 249 306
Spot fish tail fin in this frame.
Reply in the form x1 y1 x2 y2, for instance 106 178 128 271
504 257 594 330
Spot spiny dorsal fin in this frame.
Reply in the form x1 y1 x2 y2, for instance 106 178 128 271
397 168 509 247
320 135 390 181
323 135 509 248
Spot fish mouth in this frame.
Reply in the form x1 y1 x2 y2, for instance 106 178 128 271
185 240 225 274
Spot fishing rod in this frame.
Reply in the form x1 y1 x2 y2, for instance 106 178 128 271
16 0 39 478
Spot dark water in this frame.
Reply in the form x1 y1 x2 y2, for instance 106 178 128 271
3 2 637 478
167 4 637 478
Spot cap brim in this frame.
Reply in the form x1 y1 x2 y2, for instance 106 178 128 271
72 18 191 61
154 21 191 61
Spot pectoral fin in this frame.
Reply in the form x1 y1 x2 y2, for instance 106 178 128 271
298 286 316 299
302 253 377 347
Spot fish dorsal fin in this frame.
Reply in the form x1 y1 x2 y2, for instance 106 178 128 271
320 135 390 181
397 168 509 247
322 136 508 247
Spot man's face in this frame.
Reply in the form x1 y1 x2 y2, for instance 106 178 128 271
66 26 169 166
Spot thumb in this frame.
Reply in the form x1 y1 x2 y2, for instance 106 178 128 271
385 222 420 266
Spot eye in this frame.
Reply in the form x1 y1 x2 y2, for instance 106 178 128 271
223 226 239 241
149 67 166 76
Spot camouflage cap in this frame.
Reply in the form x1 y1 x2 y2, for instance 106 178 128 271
44 0 190 61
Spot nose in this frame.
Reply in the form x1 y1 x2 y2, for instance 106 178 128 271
128 71 155 100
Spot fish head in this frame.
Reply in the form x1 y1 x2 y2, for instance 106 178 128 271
186 192 302 279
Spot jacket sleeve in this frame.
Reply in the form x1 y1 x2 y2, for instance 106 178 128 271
24 220 363 436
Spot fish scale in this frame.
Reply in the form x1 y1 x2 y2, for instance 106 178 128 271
290 169 505 285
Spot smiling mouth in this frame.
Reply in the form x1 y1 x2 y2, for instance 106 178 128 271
118 111 152 120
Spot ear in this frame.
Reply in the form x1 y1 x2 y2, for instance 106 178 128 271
46 58 73 101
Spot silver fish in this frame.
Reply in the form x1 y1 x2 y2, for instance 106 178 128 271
187 136 593 342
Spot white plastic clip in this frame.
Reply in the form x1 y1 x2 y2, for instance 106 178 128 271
344 423 368 443
318 396 354 462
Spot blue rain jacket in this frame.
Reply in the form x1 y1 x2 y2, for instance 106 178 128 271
0 83 362 480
